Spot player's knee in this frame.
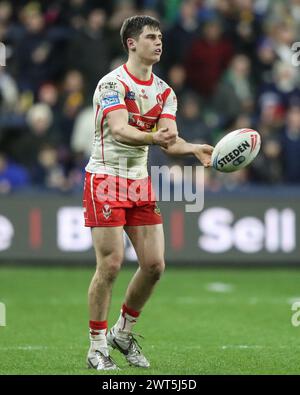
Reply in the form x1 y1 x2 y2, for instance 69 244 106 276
143 259 165 281
98 253 123 283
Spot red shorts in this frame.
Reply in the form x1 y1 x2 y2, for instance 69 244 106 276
83 172 163 227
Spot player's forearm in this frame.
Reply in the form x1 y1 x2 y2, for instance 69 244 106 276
112 124 154 146
162 137 196 156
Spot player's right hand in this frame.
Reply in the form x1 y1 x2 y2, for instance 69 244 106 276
153 128 177 148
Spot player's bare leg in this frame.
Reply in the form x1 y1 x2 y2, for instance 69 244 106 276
124 224 165 310
107 224 165 368
88 226 124 320
87 226 124 370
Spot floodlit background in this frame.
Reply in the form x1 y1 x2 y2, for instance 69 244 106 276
1 0 300 375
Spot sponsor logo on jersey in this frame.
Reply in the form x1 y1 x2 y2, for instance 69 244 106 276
99 81 117 91
102 204 112 219
125 91 136 100
101 91 120 109
129 114 155 130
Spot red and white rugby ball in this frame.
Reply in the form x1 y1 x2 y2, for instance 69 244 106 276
212 128 261 173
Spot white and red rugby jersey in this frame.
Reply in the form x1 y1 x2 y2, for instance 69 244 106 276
85 64 177 179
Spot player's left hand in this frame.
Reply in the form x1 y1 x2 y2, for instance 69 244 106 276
194 144 214 168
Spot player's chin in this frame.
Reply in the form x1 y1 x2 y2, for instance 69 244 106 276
151 54 161 64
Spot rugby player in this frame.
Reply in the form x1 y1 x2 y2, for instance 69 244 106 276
84 15 213 370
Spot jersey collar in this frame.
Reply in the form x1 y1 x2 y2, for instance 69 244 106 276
123 64 154 86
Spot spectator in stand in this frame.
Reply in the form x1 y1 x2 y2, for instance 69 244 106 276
64 0 90 32
163 0 200 71
228 0 262 61
37 83 60 129
70 106 94 160
185 15 234 97
212 54 254 128
64 0 112 32
166 64 187 99
258 61 300 112
12 103 59 173
249 136 283 184
31 144 68 191
255 95 284 137
66 8 110 97
249 92 284 184
269 20 297 65
107 0 137 58
229 112 253 131
0 1 12 27
177 92 212 143
253 38 277 87
0 152 29 194
58 69 85 146
281 105 300 183
15 3 58 94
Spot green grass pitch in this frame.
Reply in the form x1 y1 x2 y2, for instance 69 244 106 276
0 266 300 375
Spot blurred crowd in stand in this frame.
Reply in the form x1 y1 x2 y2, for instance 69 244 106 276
1 0 300 194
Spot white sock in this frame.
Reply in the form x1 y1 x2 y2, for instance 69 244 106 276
89 321 108 353
114 304 140 336
90 329 107 352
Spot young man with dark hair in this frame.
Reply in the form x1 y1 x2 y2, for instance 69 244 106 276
84 15 213 370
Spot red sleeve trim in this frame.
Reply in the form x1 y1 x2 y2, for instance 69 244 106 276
103 104 127 117
159 114 176 120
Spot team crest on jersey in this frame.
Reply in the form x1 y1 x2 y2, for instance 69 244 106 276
139 89 148 99
126 91 136 100
102 204 112 219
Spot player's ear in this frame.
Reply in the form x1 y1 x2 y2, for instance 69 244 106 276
127 38 136 52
